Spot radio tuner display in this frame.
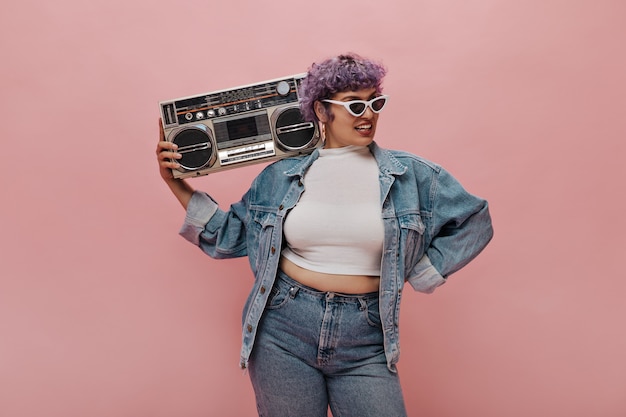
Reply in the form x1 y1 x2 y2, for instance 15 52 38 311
227 117 259 140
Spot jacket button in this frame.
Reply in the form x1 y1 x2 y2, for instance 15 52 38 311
271 247 276 255
279 204 284 210
260 286 266 294
247 324 253 332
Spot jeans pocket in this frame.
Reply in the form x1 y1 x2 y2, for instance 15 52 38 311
265 285 296 310
361 298 382 328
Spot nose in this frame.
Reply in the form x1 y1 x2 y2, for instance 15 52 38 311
361 104 375 118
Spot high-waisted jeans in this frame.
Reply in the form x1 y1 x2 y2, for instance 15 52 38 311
248 270 407 417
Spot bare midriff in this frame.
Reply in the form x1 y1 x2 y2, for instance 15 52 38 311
279 256 380 294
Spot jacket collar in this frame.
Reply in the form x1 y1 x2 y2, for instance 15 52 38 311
283 147 320 178
368 141 407 177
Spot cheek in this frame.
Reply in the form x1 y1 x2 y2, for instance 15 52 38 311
326 109 336 123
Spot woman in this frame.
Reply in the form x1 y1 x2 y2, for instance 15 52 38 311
156 53 493 417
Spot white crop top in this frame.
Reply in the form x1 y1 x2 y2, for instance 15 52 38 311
282 145 384 276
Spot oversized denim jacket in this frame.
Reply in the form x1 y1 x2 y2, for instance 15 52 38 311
179 141 493 371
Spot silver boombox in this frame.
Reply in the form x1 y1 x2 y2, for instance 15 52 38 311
159 73 321 178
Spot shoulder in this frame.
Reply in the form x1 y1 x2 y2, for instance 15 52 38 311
250 153 311 188
387 149 442 173
257 154 308 177
370 142 442 177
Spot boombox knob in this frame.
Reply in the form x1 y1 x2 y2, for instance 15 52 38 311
276 81 291 96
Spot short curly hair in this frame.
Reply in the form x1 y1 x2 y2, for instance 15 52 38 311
298 53 387 123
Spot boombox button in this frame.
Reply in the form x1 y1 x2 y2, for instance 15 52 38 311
184 112 193 121
218 107 227 116
195 112 204 120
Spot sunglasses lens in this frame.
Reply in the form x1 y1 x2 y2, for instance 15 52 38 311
371 97 386 112
348 102 367 115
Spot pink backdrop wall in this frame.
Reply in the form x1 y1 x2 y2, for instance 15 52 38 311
1 1 625 416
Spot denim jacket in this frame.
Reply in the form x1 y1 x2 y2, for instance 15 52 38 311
179 141 493 371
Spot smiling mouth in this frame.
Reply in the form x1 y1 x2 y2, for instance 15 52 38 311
355 124 372 132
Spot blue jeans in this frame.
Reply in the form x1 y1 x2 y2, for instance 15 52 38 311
248 270 407 417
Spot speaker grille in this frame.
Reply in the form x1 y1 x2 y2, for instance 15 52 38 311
273 107 317 151
171 126 215 171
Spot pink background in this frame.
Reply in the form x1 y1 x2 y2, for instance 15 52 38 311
1 1 625 416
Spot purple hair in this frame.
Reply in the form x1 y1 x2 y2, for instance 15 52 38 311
298 53 387 123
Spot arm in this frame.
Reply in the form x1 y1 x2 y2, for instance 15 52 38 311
426 168 494 279
156 119 250 259
405 166 493 294
407 165 494 293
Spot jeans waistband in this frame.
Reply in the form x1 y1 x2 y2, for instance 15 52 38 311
276 269 379 302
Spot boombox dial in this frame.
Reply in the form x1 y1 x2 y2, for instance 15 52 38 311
276 81 291 96
170 124 217 171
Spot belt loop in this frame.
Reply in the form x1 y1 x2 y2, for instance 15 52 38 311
357 298 367 311
289 286 299 299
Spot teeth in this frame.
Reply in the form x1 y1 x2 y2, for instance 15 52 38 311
356 124 372 130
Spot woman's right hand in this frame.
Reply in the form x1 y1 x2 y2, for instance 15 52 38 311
156 119 194 209
156 119 182 182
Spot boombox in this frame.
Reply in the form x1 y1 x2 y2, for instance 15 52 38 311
159 73 321 178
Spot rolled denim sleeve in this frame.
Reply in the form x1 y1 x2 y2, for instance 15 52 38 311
179 191 248 259
406 254 447 293
179 191 219 245
426 169 494 279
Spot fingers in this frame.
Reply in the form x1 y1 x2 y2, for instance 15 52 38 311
158 118 164 141
158 146 181 164
157 118 182 171
157 140 178 155
156 118 179 154
158 151 182 178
